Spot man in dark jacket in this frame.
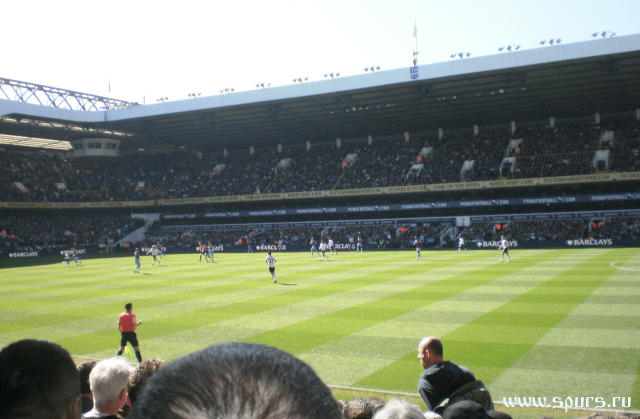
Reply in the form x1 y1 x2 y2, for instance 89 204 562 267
417 336 493 414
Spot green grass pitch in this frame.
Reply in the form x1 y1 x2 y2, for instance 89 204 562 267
1 248 639 411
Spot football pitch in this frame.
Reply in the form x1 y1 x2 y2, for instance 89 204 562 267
1 248 639 411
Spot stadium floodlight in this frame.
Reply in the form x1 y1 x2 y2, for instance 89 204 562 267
450 52 470 59
364 66 381 72
592 30 615 39
540 38 561 46
256 82 271 88
292 77 308 83
500 44 520 52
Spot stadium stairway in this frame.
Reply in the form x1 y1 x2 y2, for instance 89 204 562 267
118 214 160 245
262 171 278 193
332 167 347 189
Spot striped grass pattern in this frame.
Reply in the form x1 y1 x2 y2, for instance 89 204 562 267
1 249 639 409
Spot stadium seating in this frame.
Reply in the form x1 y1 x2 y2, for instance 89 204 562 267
143 217 640 252
0 215 144 254
1 118 638 203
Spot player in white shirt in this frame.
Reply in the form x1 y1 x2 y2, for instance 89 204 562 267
356 235 363 253
328 238 336 256
63 250 71 267
147 244 160 265
265 251 277 283
458 236 466 253
499 235 511 263
318 241 327 260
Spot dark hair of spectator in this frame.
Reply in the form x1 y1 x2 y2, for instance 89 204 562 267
128 342 343 419
426 338 444 357
77 361 97 395
0 339 80 419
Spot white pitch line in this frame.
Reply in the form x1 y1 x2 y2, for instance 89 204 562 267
610 261 640 272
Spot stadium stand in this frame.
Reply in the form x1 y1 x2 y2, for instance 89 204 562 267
141 216 640 253
0 215 144 254
2 37 640 419
1 119 638 203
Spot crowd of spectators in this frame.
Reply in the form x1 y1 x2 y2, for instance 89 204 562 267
460 216 640 242
338 136 425 189
0 214 144 253
1 118 638 203
2 338 519 419
17 336 638 419
2 213 638 255
145 222 443 251
143 216 640 253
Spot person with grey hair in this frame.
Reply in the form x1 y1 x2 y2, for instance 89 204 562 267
83 357 131 419
128 342 343 419
372 398 425 419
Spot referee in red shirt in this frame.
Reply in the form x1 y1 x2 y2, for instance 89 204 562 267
117 302 143 363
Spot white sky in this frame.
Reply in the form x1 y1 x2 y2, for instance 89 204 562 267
2 0 639 103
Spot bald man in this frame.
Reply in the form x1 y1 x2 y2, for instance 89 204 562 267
417 337 489 413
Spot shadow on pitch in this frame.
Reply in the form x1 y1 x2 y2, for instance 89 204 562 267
278 282 297 286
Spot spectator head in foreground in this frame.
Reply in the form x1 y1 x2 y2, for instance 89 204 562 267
85 357 131 418
342 397 385 419
77 361 97 413
127 358 166 405
372 398 425 419
486 410 512 419
0 339 81 419
128 342 343 419
442 401 491 419
121 358 166 417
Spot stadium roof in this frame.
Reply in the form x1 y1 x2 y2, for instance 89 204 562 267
1 34 640 151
